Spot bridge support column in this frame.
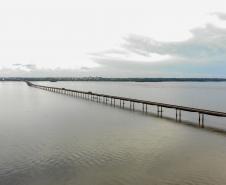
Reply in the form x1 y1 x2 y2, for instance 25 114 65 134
157 106 160 116
179 110 182 122
199 113 205 128
157 106 163 117
202 114 204 128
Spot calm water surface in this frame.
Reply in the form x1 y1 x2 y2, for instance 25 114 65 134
0 82 226 185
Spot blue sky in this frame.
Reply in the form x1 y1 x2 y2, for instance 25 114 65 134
0 0 226 77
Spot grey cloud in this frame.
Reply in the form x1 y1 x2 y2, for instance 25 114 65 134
80 66 91 70
1 67 65 77
88 21 226 77
89 49 129 57
13 63 22 66
0 67 98 78
90 21 226 65
23 64 37 70
123 24 226 62
2 58 225 78
213 12 226 20
94 58 173 71
92 57 223 77
12 63 37 70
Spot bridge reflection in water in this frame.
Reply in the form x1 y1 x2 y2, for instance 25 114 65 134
26 81 226 130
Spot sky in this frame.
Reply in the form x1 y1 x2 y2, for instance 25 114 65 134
1 0 226 77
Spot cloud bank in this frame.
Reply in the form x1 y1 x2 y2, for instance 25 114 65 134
1 13 226 77
90 14 226 77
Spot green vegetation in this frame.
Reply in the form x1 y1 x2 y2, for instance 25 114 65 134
1 77 226 82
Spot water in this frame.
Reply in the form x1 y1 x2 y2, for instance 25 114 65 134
0 81 226 185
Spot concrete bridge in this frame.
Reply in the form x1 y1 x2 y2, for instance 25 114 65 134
26 81 226 128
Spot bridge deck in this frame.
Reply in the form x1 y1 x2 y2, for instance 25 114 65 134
26 81 226 118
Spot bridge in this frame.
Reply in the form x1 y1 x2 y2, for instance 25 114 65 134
26 81 226 128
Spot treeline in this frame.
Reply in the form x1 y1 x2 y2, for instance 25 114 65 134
1 77 226 82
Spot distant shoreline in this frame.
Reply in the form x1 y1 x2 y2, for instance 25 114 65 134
1 77 226 82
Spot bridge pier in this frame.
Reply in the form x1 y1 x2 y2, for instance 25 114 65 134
176 109 182 122
97 96 99 102
157 106 160 116
199 113 205 128
157 106 163 117
179 110 181 122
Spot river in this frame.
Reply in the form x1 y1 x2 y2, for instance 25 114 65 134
0 81 226 185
